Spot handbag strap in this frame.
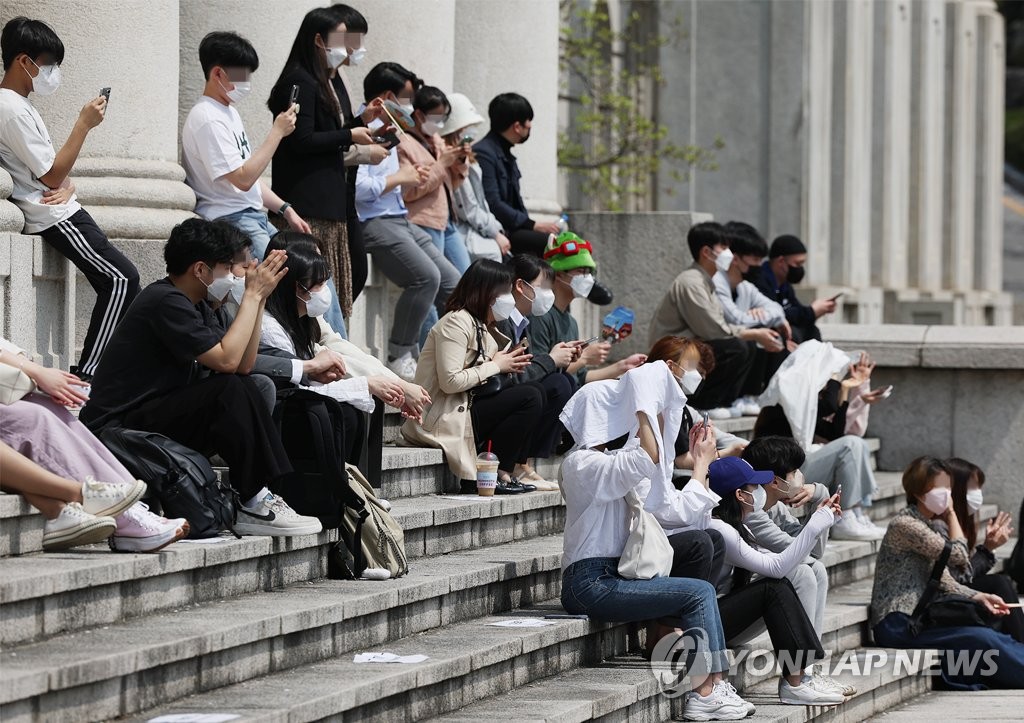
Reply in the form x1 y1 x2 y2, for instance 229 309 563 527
909 539 953 632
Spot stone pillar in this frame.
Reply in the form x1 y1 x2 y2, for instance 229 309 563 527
909 0 946 292
975 2 1005 295
946 0 978 292
877 0 912 291
802 0 834 286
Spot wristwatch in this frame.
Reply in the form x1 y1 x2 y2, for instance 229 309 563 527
278 202 292 216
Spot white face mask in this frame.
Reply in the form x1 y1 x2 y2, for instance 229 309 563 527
324 45 347 69
921 487 951 516
348 46 367 66
714 247 735 273
227 81 251 104
300 285 333 318
679 368 703 395
228 274 246 304
399 101 415 116
965 489 984 514
26 60 61 96
568 273 595 299
421 116 445 135
741 486 767 514
522 281 555 317
199 266 233 303
491 292 517 322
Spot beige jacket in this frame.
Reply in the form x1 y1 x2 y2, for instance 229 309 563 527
314 317 402 383
648 262 746 345
401 309 511 480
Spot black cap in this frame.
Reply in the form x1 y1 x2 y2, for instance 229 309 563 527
770 234 807 258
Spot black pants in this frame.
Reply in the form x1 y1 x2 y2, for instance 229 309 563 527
471 382 545 474
668 528 725 582
687 337 756 410
717 577 825 676
791 320 821 345
509 228 550 257
740 345 789 398
970 573 1024 643
528 372 577 459
119 375 292 500
39 209 140 377
347 215 368 302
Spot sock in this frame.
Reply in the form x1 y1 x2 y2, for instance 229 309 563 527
244 487 271 509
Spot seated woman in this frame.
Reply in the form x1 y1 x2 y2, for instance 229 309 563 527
707 456 849 704
871 456 1024 688
0 339 183 552
401 259 542 495
944 458 1022 642
558 369 754 721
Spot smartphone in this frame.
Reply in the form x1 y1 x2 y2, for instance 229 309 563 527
460 135 475 145
288 84 300 113
99 87 111 105
372 132 400 150
578 335 601 349
701 410 710 440
830 292 844 302
880 384 893 399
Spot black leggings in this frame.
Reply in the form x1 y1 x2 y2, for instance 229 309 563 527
470 383 545 474
717 577 825 676
347 215 368 302
526 372 576 459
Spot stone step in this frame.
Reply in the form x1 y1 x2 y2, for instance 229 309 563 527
0 494 41 558
0 536 565 722
865 689 1024 721
0 491 566 647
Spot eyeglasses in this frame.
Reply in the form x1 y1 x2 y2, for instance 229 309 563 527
543 239 593 260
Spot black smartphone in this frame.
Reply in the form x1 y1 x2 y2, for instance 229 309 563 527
99 87 111 102
701 410 710 440
372 131 400 150
578 335 601 349
289 84 300 105
460 135 475 145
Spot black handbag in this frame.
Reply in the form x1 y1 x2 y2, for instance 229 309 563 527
908 540 991 635
468 322 512 405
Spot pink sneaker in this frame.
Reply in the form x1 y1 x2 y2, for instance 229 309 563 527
110 503 188 553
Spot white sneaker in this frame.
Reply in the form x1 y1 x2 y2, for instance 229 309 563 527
734 396 762 417
810 665 855 697
714 680 755 716
854 508 886 539
387 352 418 382
110 502 188 553
43 502 116 551
705 407 734 421
682 688 748 721
235 491 323 536
80 476 146 518
778 676 845 705
829 513 882 541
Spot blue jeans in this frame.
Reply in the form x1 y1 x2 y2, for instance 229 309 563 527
874 612 1024 689
561 557 730 676
420 221 471 274
219 207 277 259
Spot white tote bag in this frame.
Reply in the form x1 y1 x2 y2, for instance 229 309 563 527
617 488 674 580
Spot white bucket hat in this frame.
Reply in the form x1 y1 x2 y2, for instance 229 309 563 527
443 92 484 137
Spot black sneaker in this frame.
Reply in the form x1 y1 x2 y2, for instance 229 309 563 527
495 478 528 494
587 280 613 306
459 479 477 494
506 478 537 493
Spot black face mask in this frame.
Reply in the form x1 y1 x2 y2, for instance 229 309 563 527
786 264 805 285
743 267 762 283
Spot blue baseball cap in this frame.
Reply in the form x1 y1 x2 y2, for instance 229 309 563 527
708 457 775 497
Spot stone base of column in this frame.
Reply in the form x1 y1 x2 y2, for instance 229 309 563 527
800 284 1014 327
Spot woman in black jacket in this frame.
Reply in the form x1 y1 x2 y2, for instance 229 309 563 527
267 7 374 334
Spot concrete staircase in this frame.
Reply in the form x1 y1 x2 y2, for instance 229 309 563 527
0 414 1014 722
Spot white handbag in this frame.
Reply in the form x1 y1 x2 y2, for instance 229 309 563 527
617 488 674 579
0 360 35 406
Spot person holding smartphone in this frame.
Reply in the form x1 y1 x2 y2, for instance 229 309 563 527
0 17 139 382
750 234 837 344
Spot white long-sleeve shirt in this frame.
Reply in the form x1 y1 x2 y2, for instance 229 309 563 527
712 271 786 329
560 440 658 570
710 507 835 594
635 476 720 534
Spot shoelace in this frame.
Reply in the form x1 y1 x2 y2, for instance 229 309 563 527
124 504 169 533
266 494 300 517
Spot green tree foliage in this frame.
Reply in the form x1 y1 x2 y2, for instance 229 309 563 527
558 0 722 211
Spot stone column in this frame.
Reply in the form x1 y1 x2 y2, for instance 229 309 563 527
909 0 946 292
946 0 978 292
802 0 834 286
975 2 1005 295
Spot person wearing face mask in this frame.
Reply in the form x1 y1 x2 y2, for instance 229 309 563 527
530 233 646 388
942 458 1023 642
396 85 472 277
871 456 1024 688
80 219 323 538
650 222 785 419
401 260 547 495
443 93 511 263
751 235 836 345
708 457 849 706
182 31 310 270
0 17 140 383
267 8 378 337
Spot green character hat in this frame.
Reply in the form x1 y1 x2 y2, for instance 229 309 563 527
543 231 597 273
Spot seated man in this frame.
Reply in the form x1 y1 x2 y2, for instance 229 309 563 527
80 218 320 537
649 222 784 418
529 232 646 387
715 222 792 344
751 234 836 344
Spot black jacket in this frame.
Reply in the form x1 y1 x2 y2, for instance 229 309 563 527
473 130 532 233
751 262 817 330
269 66 352 222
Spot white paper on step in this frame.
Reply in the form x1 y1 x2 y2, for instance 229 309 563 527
487 618 555 628
353 652 429 664
148 715 241 723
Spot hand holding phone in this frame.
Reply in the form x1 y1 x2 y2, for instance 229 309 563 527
289 84 300 113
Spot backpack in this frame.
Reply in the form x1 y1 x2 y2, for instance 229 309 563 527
98 426 240 539
338 463 409 580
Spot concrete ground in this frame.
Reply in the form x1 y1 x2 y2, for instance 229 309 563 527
868 690 1024 720
1004 181 1024 323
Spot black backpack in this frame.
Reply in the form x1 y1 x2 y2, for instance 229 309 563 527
99 427 240 539
271 389 369 575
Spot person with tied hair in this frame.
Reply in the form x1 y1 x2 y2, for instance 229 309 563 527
870 456 1024 688
750 234 837 344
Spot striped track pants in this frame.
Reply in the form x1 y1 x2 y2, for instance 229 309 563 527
38 209 139 377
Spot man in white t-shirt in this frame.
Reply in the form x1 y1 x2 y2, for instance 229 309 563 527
182 31 310 259
0 17 140 381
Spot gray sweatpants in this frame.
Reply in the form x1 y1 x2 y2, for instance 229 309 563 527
362 215 461 360
801 435 878 509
